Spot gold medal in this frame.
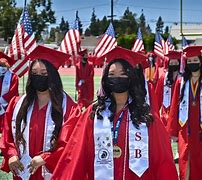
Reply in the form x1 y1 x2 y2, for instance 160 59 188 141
113 145 122 158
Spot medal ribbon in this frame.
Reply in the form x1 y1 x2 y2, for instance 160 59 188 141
111 111 124 145
190 79 199 103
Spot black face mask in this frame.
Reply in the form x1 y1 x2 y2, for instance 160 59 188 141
187 63 200 72
168 65 179 72
31 74 49 92
106 77 130 93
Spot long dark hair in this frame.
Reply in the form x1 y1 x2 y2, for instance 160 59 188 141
180 56 202 102
15 59 64 152
166 59 180 87
91 59 153 128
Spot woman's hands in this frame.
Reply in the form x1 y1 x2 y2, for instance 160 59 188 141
28 155 46 174
8 156 24 176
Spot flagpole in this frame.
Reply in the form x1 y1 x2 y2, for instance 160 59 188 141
22 0 27 94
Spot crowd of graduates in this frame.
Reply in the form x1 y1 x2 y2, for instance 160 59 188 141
0 42 202 180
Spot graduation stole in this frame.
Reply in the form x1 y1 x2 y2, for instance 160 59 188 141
145 67 155 81
145 80 150 105
179 78 202 128
163 72 172 109
0 70 12 115
11 93 67 178
94 101 149 179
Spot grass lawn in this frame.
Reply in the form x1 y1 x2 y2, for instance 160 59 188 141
0 74 179 178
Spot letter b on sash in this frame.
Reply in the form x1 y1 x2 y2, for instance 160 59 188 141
135 149 142 158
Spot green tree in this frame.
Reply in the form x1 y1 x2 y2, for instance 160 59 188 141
146 24 152 34
28 0 56 40
139 10 147 34
164 26 169 34
89 8 99 36
84 28 91 36
98 16 109 35
156 16 164 33
119 7 138 35
0 0 21 41
76 11 83 35
59 16 69 35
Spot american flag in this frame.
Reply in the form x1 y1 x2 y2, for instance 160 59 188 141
9 8 36 77
182 36 189 49
165 35 175 54
94 22 117 58
132 27 144 52
154 31 165 59
180 36 189 73
58 11 81 56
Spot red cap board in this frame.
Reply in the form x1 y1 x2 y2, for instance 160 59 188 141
183 46 202 58
25 45 71 69
165 51 182 60
0 51 16 67
99 46 147 67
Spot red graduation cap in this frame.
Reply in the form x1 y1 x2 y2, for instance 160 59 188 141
99 46 147 67
165 50 182 59
25 45 71 69
0 51 16 67
183 46 202 58
78 48 88 56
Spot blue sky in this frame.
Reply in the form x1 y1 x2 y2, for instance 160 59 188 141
16 0 202 33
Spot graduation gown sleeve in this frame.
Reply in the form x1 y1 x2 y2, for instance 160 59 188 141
2 73 19 103
166 78 181 138
40 96 79 173
51 105 94 180
0 96 20 172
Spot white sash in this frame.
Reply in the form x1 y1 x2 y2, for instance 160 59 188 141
145 80 150 105
0 70 12 115
94 102 149 179
163 72 171 108
12 92 67 179
129 121 149 177
179 79 189 127
179 79 202 127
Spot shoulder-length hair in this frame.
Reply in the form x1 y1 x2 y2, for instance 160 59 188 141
91 59 153 128
180 56 202 102
16 59 64 152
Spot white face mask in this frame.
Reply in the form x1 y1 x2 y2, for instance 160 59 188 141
0 66 8 75
148 56 153 62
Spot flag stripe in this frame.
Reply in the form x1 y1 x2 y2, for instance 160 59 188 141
9 8 37 77
93 23 117 59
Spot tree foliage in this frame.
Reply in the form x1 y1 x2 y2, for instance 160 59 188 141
156 16 164 33
28 0 56 40
59 16 69 35
0 0 21 41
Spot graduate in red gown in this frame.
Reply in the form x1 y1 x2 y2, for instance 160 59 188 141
134 63 160 117
0 45 79 180
52 47 178 180
144 52 159 89
155 51 181 126
75 49 94 109
167 46 202 180
0 52 19 133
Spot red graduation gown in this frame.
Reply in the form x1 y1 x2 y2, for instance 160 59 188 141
155 73 177 126
144 64 159 90
75 61 94 108
0 73 19 132
147 81 160 117
0 94 78 180
167 78 202 180
51 105 178 180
